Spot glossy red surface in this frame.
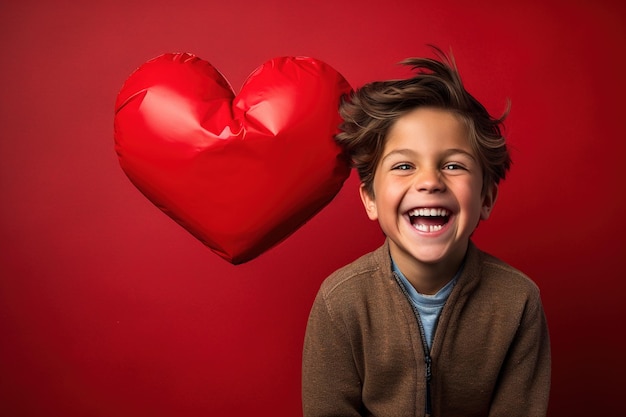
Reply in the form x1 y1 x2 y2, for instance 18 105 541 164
114 54 351 263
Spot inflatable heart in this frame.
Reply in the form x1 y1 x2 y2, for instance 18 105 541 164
114 53 352 264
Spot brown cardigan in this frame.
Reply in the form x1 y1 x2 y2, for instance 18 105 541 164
302 240 550 417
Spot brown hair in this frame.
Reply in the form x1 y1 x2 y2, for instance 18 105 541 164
336 47 511 196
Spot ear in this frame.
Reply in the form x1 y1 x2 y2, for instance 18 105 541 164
359 184 378 221
480 183 498 220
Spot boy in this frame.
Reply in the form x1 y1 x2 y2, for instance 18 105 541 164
302 50 551 417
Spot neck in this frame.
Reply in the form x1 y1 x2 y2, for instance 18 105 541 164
390 244 467 295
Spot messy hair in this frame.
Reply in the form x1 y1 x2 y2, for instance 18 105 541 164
336 47 511 196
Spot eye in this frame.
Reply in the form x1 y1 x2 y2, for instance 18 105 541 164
391 163 414 171
442 162 467 171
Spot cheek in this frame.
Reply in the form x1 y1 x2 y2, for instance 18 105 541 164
456 184 484 220
377 181 405 208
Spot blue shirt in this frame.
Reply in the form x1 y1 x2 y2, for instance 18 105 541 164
392 260 460 349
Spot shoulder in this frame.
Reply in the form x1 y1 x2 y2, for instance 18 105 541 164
478 249 539 294
319 243 388 300
314 242 400 317
463 243 543 311
459 244 548 328
310 241 408 332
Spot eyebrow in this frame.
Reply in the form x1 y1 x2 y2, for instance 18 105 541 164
381 148 477 163
381 149 415 161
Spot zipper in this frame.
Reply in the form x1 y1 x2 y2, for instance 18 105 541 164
393 272 433 417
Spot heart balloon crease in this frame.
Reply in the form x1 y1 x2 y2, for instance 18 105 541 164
114 53 352 264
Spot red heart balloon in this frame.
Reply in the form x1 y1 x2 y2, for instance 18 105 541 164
114 53 351 264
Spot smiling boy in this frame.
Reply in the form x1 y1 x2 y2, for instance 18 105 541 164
302 50 551 416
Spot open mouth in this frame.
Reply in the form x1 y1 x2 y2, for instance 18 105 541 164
408 208 450 232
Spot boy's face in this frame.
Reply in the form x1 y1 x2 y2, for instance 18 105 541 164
360 107 497 275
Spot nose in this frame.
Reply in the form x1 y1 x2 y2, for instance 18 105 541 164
415 166 445 193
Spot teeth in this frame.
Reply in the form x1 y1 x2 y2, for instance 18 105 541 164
408 208 449 217
413 224 444 232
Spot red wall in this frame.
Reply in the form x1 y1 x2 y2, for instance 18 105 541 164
1 1 624 416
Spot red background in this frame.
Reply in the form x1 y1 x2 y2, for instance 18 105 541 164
1 0 624 416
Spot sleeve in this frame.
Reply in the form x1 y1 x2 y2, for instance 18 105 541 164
488 288 552 417
302 287 364 417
